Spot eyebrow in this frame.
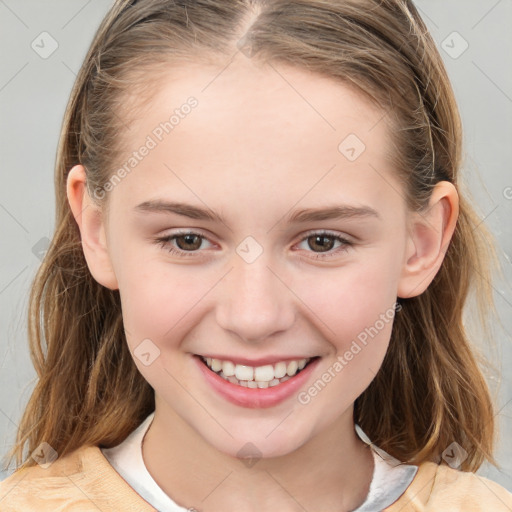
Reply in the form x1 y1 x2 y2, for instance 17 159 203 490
134 200 380 224
286 205 380 223
135 200 226 223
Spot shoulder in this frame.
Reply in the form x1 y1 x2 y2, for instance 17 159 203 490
387 461 512 511
0 444 156 511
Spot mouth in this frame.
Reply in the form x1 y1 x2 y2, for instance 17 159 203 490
197 355 320 389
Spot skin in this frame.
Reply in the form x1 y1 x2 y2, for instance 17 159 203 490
67 53 458 511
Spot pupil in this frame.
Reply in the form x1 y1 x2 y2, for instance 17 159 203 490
176 234 201 251
308 235 334 252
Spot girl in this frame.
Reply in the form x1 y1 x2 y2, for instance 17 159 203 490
1 0 511 510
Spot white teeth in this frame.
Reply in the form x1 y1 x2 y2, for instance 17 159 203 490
202 355 313 387
254 365 275 382
235 365 254 381
222 360 236 377
286 360 298 376
274 361 287 379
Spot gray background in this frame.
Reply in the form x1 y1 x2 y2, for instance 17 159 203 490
0 0 511 493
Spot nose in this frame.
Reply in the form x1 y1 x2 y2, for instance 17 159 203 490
215 255 296 343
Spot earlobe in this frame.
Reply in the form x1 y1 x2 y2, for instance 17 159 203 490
66 165 119 290
397 181 459 298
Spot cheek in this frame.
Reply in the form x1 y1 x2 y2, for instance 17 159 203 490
118 264 214 340
294 252 400 358
115 259 217 391
110 231 214 345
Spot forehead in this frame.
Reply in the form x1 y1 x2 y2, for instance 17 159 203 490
110 55 401 218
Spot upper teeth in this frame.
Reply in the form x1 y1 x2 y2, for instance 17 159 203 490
203 357 310 382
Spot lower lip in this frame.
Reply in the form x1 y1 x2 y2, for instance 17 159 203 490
193 355 320 409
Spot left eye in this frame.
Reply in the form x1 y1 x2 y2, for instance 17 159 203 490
301 234 337 252
173 233 205 251
296 232 352 257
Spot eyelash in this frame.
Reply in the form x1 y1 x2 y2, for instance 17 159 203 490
154 230 353 260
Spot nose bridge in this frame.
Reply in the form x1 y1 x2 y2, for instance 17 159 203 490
215 253 295 343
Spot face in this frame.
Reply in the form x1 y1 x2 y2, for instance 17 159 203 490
100 55 411 459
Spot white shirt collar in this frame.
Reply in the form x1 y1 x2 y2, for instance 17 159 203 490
102 412 418 511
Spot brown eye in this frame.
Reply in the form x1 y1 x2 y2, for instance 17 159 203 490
175 234 203 251
307 235 335 252
295 231 353 260
155 231 214 258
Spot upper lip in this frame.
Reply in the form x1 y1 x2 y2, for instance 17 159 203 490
196 354 318 366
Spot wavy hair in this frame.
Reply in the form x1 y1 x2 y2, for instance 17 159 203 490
5 0 501 472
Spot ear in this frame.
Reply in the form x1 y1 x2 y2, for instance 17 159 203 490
66 165 119 290
397 181 459 298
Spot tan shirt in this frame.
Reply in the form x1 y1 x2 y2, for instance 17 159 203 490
1 443 512 511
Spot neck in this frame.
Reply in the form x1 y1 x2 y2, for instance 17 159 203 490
142 397 374 512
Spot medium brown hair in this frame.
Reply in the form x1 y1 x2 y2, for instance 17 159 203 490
5 0 502 472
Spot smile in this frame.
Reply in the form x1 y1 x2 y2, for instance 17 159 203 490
199 356 315 388
194 354 321 408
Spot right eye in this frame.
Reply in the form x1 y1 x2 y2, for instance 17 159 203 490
155 231 214 257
